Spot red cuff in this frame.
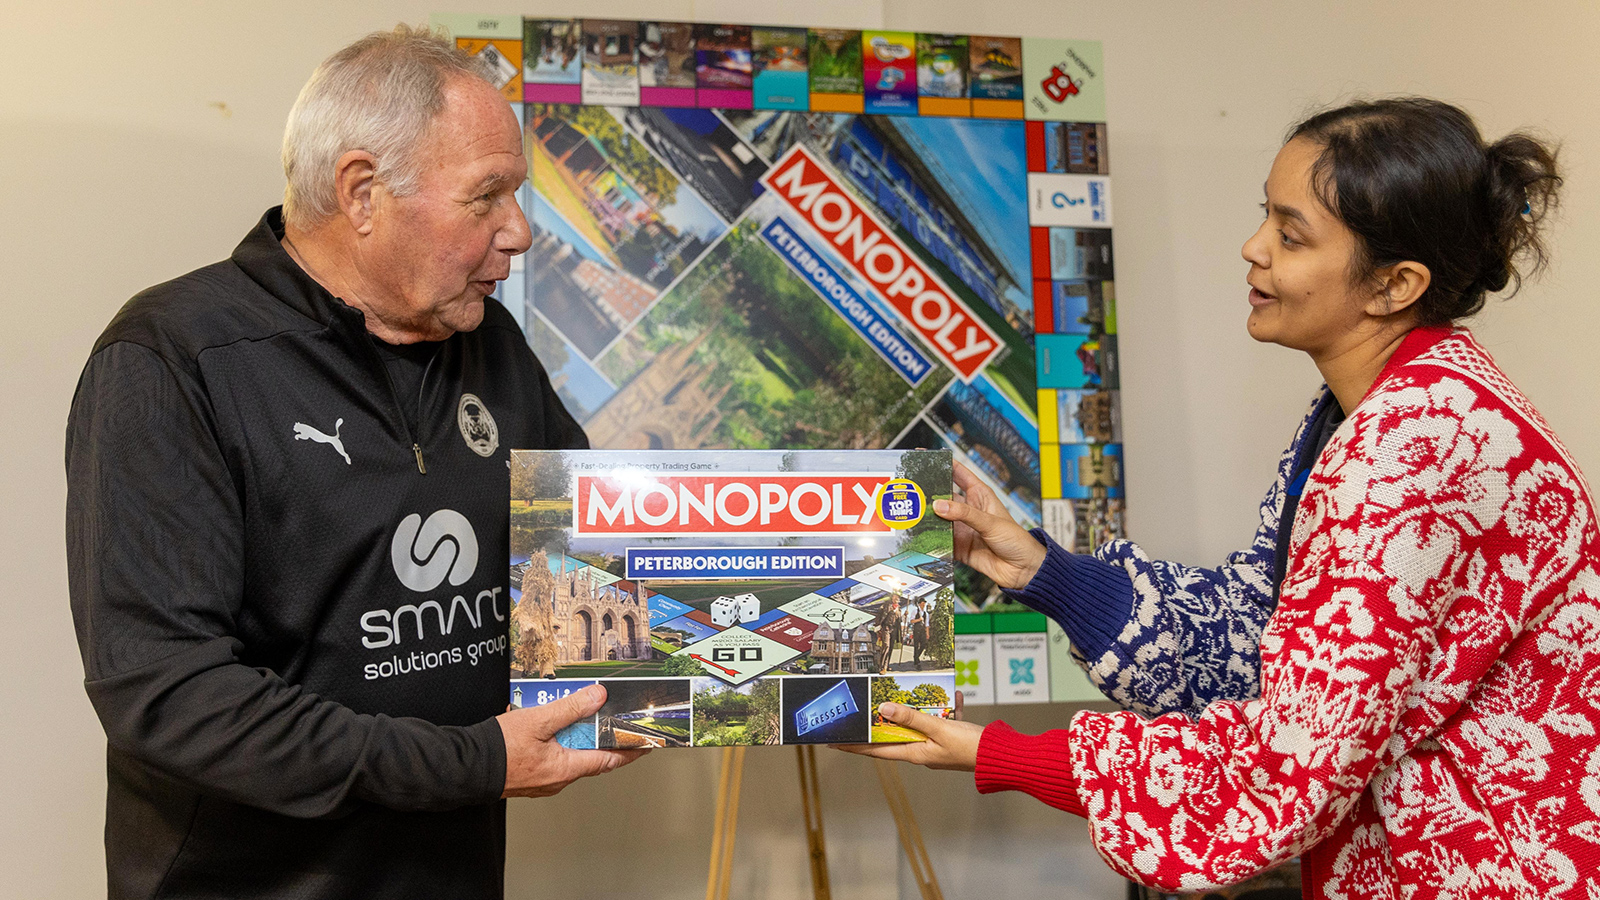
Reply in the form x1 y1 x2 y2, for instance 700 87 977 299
974 720 1086 818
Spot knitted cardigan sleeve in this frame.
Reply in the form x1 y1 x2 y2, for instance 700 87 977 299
980 343 1572 892
1016 392 1329 718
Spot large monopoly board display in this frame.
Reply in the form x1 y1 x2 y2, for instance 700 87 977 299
435 14 1123 705
509 449 956 747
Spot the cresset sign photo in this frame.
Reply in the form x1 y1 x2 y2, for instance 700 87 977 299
758 143 1003 381
573 473 897 535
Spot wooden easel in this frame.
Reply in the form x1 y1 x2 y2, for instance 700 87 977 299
705 746 944 900
706 746 748 900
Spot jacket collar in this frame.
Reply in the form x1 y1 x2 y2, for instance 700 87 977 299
1363 325 1458 403
230 207 366 331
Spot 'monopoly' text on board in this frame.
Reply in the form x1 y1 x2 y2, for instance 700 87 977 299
758 144 1003 381
573 473 897 535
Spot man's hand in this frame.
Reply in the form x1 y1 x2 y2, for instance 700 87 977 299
836 700 984 771
936 462 1047 590
497 684 648 798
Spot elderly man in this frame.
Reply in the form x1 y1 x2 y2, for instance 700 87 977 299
65 26 642 900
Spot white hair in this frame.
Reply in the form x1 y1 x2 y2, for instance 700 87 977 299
281 24 499 230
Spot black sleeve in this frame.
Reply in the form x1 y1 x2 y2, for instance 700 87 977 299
66 341 506 818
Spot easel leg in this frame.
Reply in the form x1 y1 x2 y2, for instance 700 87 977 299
874 760 944 900
706 747 939 900
705 746 748 900
796 745 832 900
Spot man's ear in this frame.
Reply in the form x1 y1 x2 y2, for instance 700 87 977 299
1366 260 1431 318
332 150 379 236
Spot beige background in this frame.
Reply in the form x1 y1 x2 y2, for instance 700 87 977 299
3 1 1596 897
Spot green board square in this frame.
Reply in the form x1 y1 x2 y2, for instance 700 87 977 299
1022 38 1105 123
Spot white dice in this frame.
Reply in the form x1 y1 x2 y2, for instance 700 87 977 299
733 593 760 623
710 596 739 627
710 593 762 627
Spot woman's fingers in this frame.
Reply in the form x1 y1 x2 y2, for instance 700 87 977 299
934 496 1004 536
877 701 929 729
938 499 985 569
936 495 1044 589
835 703 983 771
951 460 979 491
951 518 979 565
951 462 1001 512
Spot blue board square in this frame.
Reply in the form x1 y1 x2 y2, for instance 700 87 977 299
648 594 694 625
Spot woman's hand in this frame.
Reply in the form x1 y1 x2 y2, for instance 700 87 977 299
836 700 984 771
936 462 1046 590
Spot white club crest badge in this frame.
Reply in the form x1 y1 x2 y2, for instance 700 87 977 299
457 393 499 457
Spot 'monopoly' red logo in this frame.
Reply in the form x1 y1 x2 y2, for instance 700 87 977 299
573 473 895 535
759 144 1002 381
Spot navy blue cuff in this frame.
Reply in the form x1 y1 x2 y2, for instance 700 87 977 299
1002 529 1135 661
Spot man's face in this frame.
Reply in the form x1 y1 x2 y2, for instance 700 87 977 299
363 76 530 341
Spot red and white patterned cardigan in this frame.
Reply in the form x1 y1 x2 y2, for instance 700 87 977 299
976 328 1600 898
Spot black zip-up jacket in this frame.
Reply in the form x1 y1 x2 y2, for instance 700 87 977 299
65 208 587 899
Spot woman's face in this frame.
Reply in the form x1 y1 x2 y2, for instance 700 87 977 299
1241 137 1376 357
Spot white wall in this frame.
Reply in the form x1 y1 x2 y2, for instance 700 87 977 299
3 1 1596 897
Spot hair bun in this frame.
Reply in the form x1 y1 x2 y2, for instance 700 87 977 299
1479 132 1562 301
1471 260 1511 296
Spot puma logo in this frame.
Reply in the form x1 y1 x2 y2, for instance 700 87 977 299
293 419 351 465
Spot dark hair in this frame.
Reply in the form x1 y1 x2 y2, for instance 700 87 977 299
1288 98 1561 326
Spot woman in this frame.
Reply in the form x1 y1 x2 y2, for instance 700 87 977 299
847 99 1595 898
908 598 930 669
874 593 904 674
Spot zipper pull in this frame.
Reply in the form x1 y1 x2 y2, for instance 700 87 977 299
413 443 427 474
